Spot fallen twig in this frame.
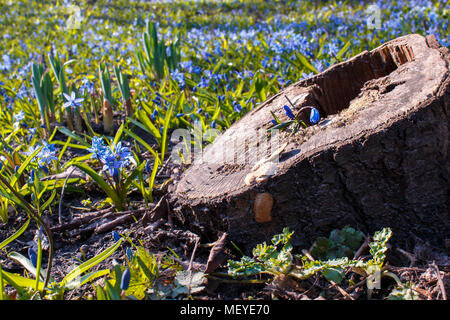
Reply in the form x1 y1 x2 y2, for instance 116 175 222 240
52 206 153 234
50 207 113 232
431 261 447 300
353 234 371 259
187 237 200 296
93 210 146 234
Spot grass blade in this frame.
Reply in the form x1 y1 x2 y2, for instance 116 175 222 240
0 218 30 251
57 126 91 147
61 238 123 287
124 129 159 160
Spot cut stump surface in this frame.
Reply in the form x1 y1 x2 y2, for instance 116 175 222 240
170 34 450 252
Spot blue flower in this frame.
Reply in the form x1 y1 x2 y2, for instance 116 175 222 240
88 136 133 176
113 142 131 161
112 231 121 242
40 165 49 174
14 110 25 123
170 69 185 90
1 54 12 71
63 91 84 110
120 268 131 291
126 248 134 261
98 140 133 176
309 107 320 124
88 136 108 159
37 143 58 166
26 141 58 167
101 153 123 176
27 127 37 143
233 102 242 113
150 109 158 121
283 105 295 120
145 161 152 173
198 77 210 88
28 247 37 267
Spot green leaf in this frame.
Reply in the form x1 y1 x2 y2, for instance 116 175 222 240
63 59 77 69
57 127 90 147
311 226 364 260
310 237 331 260
267 120 296 131
0 218 30 251
61 238 123 287
147 157 160 202
105 279 121 300
0 190 30 214
270 111 281 124
173 270 206 296
227 256 265 278
369 227 392 265
124 129 159 160
34 236 43 290
128 116 161 143
10 145 43 188
123 161 146 190
96 284 108 300
387 283 420 300
0 269 44 292
113 122 125 146
322 267 345 284
41 189 57 211
64 269 110 290
336 40 351 61
7 252 46 282
136 108 163 138
294 52 319 74
0 265 4 300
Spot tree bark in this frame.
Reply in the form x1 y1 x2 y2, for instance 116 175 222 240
169 34 450 252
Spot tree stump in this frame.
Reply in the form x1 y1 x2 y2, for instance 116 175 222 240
169 34 450 252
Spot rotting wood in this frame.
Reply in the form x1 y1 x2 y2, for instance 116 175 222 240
170 34 450 253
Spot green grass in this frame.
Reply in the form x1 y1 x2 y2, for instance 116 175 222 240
0 0 447 300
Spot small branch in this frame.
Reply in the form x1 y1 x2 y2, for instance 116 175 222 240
187 237 200 297
93 210 146 234
51 206 153 233
51 207 113 232
353 235 371 259
431 261 447 300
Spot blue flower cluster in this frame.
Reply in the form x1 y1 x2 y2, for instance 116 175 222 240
88 136 133 178
25 141 58 170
